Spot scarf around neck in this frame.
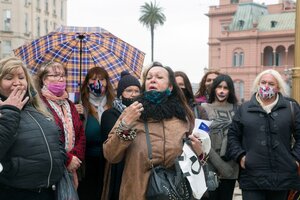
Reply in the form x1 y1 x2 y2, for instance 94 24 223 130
112 98 126 113
89 93 107 122
256 92 279 114
138 93 187 121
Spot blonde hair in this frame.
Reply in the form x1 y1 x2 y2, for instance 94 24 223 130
0 56 52 118
35 61 66 92
251 69 288 96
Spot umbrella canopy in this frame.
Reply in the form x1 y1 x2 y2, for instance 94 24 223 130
14 26 145 92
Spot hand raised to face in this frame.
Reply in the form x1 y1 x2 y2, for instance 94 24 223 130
121 101 143 127
0 86 29 110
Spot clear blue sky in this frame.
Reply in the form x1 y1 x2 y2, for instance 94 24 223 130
67 0 280 83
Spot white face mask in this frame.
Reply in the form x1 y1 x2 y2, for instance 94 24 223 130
257 85 277 99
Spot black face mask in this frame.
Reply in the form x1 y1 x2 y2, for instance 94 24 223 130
122 97 135 107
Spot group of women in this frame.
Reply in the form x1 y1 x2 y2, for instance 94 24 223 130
0 55 299 200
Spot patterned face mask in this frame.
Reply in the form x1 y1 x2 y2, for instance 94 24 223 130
88 80 105 97
257 85 277 99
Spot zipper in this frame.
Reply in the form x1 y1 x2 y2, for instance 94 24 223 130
162 120 166 166
27 111 53 187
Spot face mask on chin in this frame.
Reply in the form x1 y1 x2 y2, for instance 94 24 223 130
47 82 66 97
257 85 277 99
144 88 172 104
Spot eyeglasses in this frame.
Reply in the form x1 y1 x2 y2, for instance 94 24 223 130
124 89 140 95
47 74 66 80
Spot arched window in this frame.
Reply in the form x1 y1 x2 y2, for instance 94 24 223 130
232 49 244 67
263 46 274 66
275 45 285 66
239 52 244 66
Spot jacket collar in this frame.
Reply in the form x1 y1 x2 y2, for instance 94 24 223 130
247 93 287 113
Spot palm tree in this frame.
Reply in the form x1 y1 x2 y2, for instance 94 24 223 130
139 1 166 62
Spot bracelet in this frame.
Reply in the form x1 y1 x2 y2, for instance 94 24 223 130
199 154 209 165
116 124 137 141
120 119 131 130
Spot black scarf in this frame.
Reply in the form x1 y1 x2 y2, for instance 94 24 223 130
137 94 187 121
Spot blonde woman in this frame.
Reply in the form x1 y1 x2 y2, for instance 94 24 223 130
35 61 86 189
0 56 66 200
228 69 300 200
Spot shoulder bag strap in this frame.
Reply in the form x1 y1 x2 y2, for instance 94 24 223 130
193 106 199 119
290 101 295 135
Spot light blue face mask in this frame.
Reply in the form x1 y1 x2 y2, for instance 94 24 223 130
144 88 171 104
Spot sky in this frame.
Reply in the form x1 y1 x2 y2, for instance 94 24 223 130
67 0 280 83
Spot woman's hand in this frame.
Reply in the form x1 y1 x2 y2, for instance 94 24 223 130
74 103 84 114
67 155 82 172
188 134 203 157
0 86 29 110
121 101 143 127
240 156 246 169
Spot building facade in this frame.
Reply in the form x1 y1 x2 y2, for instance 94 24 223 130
207 0 295 101
0 0 67 59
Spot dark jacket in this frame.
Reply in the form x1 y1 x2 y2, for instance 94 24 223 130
227 93 300 190
101 107 123 200
0 104 66 189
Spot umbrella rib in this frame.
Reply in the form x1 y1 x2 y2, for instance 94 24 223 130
86 38 143 78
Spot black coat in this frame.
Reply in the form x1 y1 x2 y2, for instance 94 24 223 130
0 104 66 189
227 93 300 190
101 107 124 200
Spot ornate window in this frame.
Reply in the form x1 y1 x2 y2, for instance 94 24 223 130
3 9 11 31
2 40 12 58
232 49 244 67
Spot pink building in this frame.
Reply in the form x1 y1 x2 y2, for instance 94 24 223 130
207 0 295 102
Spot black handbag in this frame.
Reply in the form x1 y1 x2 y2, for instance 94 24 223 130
144 122 192 200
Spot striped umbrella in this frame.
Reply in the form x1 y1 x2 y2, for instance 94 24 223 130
14 26 145 92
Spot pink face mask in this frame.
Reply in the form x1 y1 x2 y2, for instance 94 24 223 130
257 85 277 99
47 82 66 97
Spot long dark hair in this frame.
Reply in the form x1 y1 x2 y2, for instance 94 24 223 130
195 70 220 98
141 62 195 128
81 67 115 119
174 71 194 103
208 74 238 104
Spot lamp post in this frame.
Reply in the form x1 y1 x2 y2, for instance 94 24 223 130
293 0 300 103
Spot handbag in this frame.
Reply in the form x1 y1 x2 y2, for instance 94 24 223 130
56 167 79 200
202 164 219 191
144 122 192 200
